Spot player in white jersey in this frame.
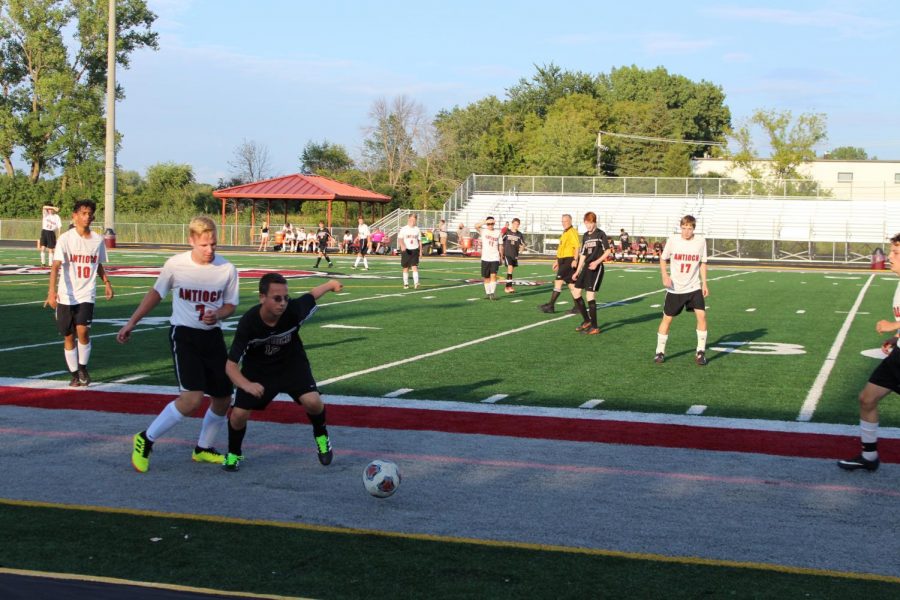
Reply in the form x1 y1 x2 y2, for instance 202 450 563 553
39 205 62 267
398 214 422 289
353 216 371 269
838 233 900 472
44 200 114 387
117 216 239 473
474 217 502 300
654 215 709 366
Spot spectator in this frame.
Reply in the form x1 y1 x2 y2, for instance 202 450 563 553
637 237 649 262
342 230 353 254
438 219 448 255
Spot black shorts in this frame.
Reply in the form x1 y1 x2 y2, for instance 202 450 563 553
234 361 319 410
664 289 706 317
318 242 328 253
575 265 605 292
504 256 519 268
481 261 500 278
401 248 420 268
55 302 94 336
358 240 369 255
40 230 57 249
555 258 576 282
169 326 231 397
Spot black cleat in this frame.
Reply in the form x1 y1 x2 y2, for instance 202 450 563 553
695 351 708 366
69 371 82 387
539 303 555 313
837 454 880 471
566 306 579 315
654 352 665 364
77 365 90 386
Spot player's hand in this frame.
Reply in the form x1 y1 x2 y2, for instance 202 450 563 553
876 320 897 334
662 275 673 289
43 291 57 310
330 280 343 293
882 338 897 355
244 382 265 398
701 283 709 298
201 309 219 325
105 281 114 301
551 261 558 271
116 324 133 344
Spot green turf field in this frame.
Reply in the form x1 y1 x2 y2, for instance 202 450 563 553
1 247 898 426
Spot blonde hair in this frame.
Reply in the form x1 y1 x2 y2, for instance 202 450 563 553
188 216 217 238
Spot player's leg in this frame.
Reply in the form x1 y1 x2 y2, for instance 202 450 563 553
839 354 899 470
505 259 515 293
584 267 604 334
224 406 252 471
541 263 566 312
694 308 709 366
56 305 80 386
73 303 94 385
295 391 332 465
402 266 409 288
193 334 232 462
571 282 590 330
655 313 674 363
412 262 419 288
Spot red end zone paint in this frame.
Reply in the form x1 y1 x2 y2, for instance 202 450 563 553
1 385 895 463
0 266 321 278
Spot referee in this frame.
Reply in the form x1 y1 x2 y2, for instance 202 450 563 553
540 214 581 313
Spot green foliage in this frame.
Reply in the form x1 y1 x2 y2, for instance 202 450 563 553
300 140 354 173
728 109 827 182
824 146 869 160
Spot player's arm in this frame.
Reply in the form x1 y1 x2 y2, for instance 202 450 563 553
875 320 900 334
116 289 163 343
44 260 62 309
97 263 114 300
202 303 236 326
591 234 611 269
309 279 343 300
659 241 672 288
700 263 709 297
225 359 264 398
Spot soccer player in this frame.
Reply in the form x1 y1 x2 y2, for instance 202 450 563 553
398 214 422 289
539 214 581 313
353 216 370 270
637 237 649 262
571 212 611 335
654 215 709 366
501 218 526 294
117 216 239 473
438 219 448 255
223 274 343 471
313 221 334 269
39 205 62 267
257 221 270 252
475 216 502 299
44 200 114 387
838 234 900 472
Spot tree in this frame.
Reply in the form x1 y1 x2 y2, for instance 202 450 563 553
521 94 607 176
824 146 869 160
228 138 271 183
361 95 425 190
729 109 827 180
300 140 354 173
0 0 157 182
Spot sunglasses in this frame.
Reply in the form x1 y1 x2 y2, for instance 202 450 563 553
486 222 495 226
269 295 290 303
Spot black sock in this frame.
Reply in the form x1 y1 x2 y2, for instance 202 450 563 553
548 290 560 307
228 420 246 456
574 297 588 320
863 441 878 453
588 300 597 327
307 407 327 437
315 258 321 267
506 273 513 286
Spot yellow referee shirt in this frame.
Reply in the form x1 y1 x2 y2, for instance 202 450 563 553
557 226 580 259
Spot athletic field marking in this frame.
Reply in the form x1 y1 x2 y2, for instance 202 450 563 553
481 394 508 404
579 399 604 409
109 374 149 384
557 301 569 305
422 296 436 299
510 299 523 303
383 388 413 398
318 271 752 388
28 370 66 379
825 276 861 280
796 310 806 314
334 292 350 296
0 326 168 354
798 273 876 422
651 304 661 308
836 311 870 315
320 324 381 330
0 290 147 308
467 298 480 302
746 308 756 312
2 499 900 585
687 405 707 415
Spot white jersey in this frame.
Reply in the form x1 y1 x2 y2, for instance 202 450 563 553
357 223 371 240
480 227 502 262
53 229 107 304
893 281 900 321
399 225 421 250
662 234 707 294
153 252 239 329
42 213 61 231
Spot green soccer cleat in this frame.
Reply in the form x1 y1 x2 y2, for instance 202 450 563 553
132 431 152 473
222 452 244 472
192 446 224 465
315 434 333 466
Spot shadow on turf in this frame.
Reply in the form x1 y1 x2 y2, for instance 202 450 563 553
597 311 658 332
305 336 366 350
664 328 768 364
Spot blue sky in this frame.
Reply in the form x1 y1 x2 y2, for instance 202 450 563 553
101 0 900 183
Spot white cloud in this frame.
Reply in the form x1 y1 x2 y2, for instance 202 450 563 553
704 6 893 38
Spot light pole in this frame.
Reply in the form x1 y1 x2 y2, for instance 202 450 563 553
103 0 116 240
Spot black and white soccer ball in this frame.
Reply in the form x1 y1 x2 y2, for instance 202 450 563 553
363 459 401 498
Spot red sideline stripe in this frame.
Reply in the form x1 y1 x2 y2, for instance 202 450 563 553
1 385 896 463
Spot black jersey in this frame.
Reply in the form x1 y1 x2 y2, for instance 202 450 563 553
228 293 317 375
502 230 525 258
580 228 610 264
316 228 330 245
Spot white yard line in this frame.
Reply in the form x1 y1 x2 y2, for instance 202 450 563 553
384 388 413 398
687 405 708 415
0 290 146 308
28 370 66 379
110 374 149 383
797 273 876 422
481 394 508 404
579 399 604 409
0 326 168 353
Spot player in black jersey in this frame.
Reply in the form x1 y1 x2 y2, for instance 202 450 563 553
637 237 648 262
501 218 527 293
571 212 612 335
313 222 334 269
223 273 342 471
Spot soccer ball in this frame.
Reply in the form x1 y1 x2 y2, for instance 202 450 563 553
363 459 401 498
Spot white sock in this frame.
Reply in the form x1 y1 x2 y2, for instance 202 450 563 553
77 341 91 366
40 249 46 265
403 272 409 285
146 400 185 442
354 256 360 267
197 409 227 449
696 330 708 353
861 419 879 460
363 258 368 268
413 271 419 285
656 333 668 355
489 281 497 294
64 347 78 372
484 282 490 294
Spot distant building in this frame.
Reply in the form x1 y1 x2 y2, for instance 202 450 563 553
691 158 900 200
